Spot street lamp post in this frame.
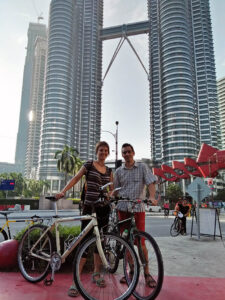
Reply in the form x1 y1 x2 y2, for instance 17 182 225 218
102 121 119 168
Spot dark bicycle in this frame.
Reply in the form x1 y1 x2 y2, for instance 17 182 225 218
107 198 164 300
170 211 183 237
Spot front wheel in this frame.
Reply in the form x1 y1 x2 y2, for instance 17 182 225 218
73 233 139 300
131 231 164 300
18 224 54 283
170 218 181 237
0 228 8 243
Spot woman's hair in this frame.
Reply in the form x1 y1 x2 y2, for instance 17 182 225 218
95 141 110 154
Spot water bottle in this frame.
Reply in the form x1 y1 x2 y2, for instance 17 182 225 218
122 229 129 239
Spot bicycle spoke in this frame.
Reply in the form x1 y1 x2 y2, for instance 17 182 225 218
73 234 139 300
18 225 53 283
132 231 164 300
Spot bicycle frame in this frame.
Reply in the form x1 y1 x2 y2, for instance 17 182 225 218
29 213 109 267
0 215 39 239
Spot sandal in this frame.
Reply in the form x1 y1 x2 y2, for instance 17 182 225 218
144 273 156 288
92 272 106 287
68 285 79 297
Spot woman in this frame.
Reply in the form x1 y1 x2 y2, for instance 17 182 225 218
56 141 113 297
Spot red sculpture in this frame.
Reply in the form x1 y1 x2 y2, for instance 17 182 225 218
153 143 225 181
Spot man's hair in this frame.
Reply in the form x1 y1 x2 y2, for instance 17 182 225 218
95 141 110 154
122 143 134 152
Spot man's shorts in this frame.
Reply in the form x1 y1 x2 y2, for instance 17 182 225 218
117 210 145 233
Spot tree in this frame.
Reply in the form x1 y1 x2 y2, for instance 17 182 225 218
23 179 50 197
214 189 225 201
0 173 50 198
165 183 183 208
70 156 84 198
54 145 79 188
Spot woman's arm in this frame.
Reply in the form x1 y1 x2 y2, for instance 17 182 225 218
56 166 86 199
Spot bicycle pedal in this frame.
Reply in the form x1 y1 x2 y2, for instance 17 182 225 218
44 278 53 286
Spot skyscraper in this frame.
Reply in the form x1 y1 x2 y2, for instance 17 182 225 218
148 0 219 165
25 36 47 179
38 0 103 189
217 77 225 149
15 22 47 174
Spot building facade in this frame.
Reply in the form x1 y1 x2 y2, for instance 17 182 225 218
148 0 219 165
15 22 47 174
25 36 47 179
38 0 103 189
217 77 225 149
15 0 219 190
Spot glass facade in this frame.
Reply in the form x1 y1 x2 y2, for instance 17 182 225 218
38 0 103 180
148 0 219 165
217 77 225 149
15 23 47 174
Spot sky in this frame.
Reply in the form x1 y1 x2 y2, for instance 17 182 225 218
0 0 225 164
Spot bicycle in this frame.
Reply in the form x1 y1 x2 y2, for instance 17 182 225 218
170 211 183 237
107 198 164 300
163 208 169 218
17 183 140 300
0 211 41 242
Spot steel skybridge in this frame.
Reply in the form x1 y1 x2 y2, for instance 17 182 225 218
100 20 150 40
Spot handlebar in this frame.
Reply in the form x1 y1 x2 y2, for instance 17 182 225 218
99 182 113 191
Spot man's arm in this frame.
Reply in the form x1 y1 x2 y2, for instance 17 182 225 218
148 182 158 206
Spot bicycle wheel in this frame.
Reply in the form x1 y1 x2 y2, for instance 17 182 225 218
131 231 164 300
170 218 181 237
0 228 8 242
73 233 139 300
18 224 54 283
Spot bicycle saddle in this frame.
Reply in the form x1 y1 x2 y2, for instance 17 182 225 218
0 211 13 216
45 196 58 202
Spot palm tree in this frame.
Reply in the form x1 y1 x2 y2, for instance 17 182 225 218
54 145 79 190
70 156 84 198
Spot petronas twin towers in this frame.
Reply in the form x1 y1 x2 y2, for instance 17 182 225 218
16 0 219 190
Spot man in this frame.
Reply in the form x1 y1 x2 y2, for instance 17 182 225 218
113 143 157 287
176 198 190 235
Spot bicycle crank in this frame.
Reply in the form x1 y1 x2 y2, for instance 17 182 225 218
44 253 62 286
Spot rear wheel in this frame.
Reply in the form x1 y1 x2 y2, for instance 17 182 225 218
18 224 54 283
132 231 164 300
73 233 139 300
0 228 8 243
170 218 181 237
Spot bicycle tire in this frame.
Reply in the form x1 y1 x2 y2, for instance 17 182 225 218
0 227 8 242
18 224 54 283
170 218 181 237
131 230 164 300
73 233 139 300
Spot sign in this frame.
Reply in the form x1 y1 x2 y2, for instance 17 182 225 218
199 208 221 236
187 177 211 240
0 180 15 191
207 178 213 186
187 177 211 201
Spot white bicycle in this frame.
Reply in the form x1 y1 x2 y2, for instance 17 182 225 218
17 183 139 300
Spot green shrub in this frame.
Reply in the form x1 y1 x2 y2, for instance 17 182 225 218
67 198 81 204
14 224 81 242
